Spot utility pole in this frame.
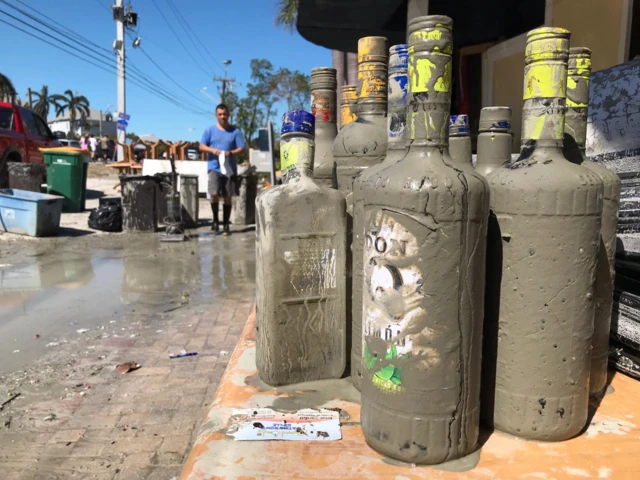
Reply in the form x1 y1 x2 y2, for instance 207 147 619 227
212 60 235 104
112 0 138 161
27 88 32 108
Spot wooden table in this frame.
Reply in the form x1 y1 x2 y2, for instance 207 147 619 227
180 310 640 479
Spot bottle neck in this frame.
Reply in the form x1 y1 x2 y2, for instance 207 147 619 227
565 75 589 151
356 100 386 117
311 88 337 130
521 60 567 149
281 136 314 184
387 67 408 146
408 50 452 147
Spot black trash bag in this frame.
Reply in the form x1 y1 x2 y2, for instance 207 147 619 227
88 204 123 232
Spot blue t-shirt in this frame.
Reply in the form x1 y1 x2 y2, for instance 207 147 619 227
201 125 246 175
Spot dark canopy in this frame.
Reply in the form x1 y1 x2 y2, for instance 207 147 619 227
297 0 545 52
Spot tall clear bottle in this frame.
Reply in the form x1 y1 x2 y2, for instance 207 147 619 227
340 85 358 130
486 29 604 440
360 16 489 464
475 107 512 177
333 37 388 195
311 68 338 188
351 44 409 391
563 47 621 396
449 114 472 166
255 111 347 386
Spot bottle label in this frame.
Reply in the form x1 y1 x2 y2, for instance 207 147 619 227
362 208 430 394
523 63 567 100
409 56 451 94
281 140 314 174
311 91 336 123
341 105 357 128
283 246 337 294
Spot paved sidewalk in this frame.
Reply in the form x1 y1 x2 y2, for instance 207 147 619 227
0 231 255 479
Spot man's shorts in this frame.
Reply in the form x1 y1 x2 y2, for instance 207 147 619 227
208 171 238 198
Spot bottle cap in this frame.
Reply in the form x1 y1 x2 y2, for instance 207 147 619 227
449 114 470 135
479 107 512 132
311 67 337 90
389 44 409 71
281 110 315 136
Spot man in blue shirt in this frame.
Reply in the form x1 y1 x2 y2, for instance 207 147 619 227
199 104 246 235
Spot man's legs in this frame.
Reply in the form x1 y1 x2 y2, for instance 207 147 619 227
210 194 220 231
222 196 232 236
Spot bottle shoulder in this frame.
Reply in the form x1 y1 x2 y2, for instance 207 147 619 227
257 178 346 208
333 116 387 159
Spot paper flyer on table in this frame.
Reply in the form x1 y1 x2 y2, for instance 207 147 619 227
227 408 342 441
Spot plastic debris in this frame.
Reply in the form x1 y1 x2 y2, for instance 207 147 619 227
46 342 60 347
76 329 90 334
34 334 40 339
44 414 57 421
115 362 141 374
220 350 229 356
169 350 198 359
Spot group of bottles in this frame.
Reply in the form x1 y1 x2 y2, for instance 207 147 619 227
255 15 621 465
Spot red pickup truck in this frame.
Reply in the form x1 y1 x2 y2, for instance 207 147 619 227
0 101 60 187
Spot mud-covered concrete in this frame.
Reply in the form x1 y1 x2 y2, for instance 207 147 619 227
564 47 621 396
486 28 604 441
255 127 347 387
359 16 489 465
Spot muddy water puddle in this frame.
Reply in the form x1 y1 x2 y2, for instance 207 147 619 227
0 232 255 374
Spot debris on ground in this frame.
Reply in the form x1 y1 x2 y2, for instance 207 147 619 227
169 350 198 359
76 328 90 334
115 362 141 374
220 350 229 356
44 414 57 421
0 393 21 412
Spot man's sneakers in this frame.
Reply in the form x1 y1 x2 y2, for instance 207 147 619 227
223 224 231 236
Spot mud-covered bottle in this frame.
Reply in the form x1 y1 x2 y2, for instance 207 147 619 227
449 114 472 166
255 111 347 386
564 47 621 396
475 107 512 177
333 37 388 195
486 28 604 440
360 16 489 464
311 68 338 188
351 44 409 391
340 85 358 130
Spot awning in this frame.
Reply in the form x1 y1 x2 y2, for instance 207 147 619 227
297 0 545 52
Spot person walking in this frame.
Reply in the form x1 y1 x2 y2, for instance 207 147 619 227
89 134 98 161
199 104 246 236
79 133 90 151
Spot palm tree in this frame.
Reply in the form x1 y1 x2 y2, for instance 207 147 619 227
32 85 58 119
52 89 90 128
275 0 298 31
0 72 17 102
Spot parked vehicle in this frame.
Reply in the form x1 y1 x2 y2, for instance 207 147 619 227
0 100 60 187
58 138 82 149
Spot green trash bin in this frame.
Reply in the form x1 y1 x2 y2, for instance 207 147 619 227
42 147 90 212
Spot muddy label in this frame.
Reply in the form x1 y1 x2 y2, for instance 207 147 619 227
362 208 431 393
311 92 336 124
281 140 314 174
281 241 337 296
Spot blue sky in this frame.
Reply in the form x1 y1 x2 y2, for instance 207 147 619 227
0 0 331 141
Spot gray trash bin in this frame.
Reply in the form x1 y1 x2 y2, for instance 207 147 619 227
233 166 257 225
180 174 199 229
120 175 158 232
8 163 47 193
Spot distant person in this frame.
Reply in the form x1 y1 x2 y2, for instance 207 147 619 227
100 135 110 161
199 104 246 236
79 133 90 151
89 134 98 160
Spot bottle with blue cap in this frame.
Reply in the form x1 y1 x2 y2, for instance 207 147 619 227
350 43 409 391
448 114 473 166
255 110 347 386
475 107 513 177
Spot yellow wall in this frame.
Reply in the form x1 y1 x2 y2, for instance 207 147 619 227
493 52 525 152
552 0 625 71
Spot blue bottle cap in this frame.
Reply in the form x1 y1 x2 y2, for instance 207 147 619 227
281 110 315 136
449 114 470 135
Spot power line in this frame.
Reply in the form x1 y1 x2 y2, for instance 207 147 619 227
0 2 212 115
0 15 212 118
163 0 224 72
149 0 212 77
91 0 112 14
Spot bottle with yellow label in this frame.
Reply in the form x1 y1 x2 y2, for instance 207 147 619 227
485 29 604 440
360 16 489 464
563 47 621 396
340 85 358 130
255 110 347 386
